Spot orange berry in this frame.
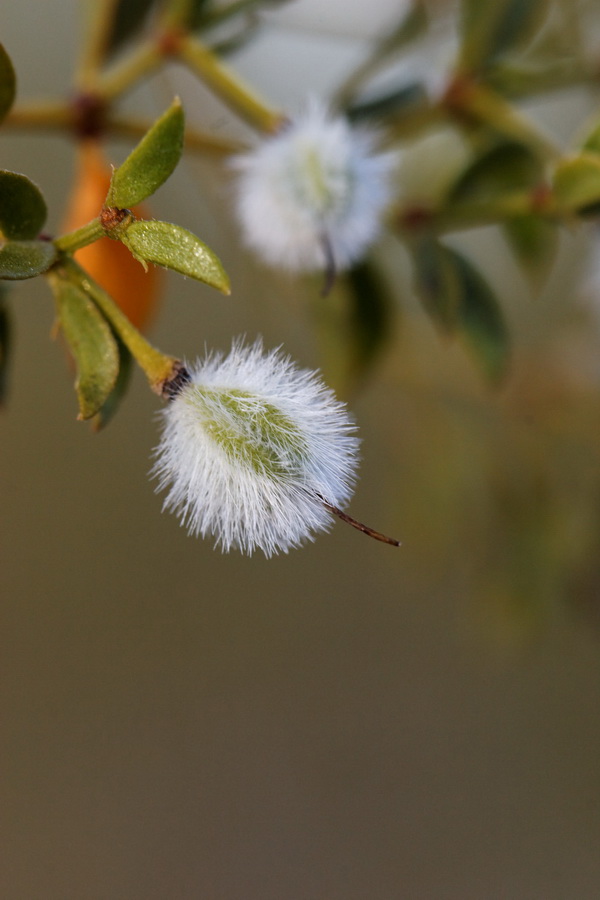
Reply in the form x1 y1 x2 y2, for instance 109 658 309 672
62 140 161 331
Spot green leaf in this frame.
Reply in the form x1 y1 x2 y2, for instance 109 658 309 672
121 220 230 293
503 214 558 289
49 276 120 420
344 259 393 385
413 238 509 381
0 291 11 405
106 99 185 208
0 239 56 280
581 120 600 157
459 0 547 73
452 249 510 382
412 237 464 330
347 83 428 123
91 335 132 431
0 44 16 125
0 170 47 239
446 141 542 205
553 154 600 215
182 0 212 30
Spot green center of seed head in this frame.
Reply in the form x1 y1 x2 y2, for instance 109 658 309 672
187 387 309 478
293 143 351 217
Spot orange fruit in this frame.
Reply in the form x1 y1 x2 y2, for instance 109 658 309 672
62 140 161 331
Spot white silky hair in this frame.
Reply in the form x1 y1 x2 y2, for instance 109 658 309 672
233 98 397 272
152 339 360 556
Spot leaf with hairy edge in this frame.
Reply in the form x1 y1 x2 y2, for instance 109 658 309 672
121 220 230 294
106 100 185 208
0 170 47 240
91 335 132 431
49 275 119 420
413 238 509 382
0 240 56 280
0 44 16 125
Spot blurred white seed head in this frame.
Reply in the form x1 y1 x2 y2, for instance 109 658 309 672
233 98 396 272
152 340 359 556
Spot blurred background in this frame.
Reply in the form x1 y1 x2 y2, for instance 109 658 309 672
2 1 600 897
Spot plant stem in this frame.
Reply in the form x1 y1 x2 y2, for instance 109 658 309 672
396 188 558 236
4 103 246 155
94 39 164 101
107 114 246 156
58 256 179 392
54 218 105 254
75 0 122 91
177 34 285 133
3 100 73 131
443 78 560 161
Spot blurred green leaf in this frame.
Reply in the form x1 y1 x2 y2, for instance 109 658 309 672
345 259 393 385
181 0 213 30
0 292 11 405
104 0 160 58
553 154 600 215
459 0 548 73
446 140 542 205
0 43 16 125
0 170 47 240
91 335 132 431
0 240 56 280
347 83 428 123
49 276 119 420
581 120 600 157
121 220 230 293
106 99 185 208
413 237 463 330
503 214 558 289
413 238 509 381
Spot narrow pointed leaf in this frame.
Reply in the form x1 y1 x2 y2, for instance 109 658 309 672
106 100 185 208
50 277 119 419
0 170 47 239
0 239 56 280
121 220 230 293
0 44 16 125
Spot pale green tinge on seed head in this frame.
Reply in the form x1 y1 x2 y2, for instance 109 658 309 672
185 386 308 478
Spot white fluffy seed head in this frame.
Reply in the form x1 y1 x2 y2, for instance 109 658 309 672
233 98 396 272
152 340 360 557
